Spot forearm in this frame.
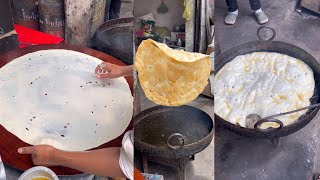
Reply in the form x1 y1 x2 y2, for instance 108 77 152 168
121 65 134 77
54 147 126 178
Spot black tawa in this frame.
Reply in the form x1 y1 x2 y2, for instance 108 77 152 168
214 29 320 138
134 105 213 159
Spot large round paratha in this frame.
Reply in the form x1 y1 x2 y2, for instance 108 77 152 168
0 50 133 151
135 39 211 106
214 52 315 127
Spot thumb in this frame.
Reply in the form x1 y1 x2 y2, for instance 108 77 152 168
18 146 36 155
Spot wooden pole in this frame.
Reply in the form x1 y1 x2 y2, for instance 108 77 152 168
64 0 106 46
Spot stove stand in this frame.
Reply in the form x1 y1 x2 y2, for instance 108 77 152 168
271 138 280 148
141 153 195 180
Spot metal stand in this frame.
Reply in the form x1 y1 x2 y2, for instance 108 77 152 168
271 138 280 148
141 154 195 180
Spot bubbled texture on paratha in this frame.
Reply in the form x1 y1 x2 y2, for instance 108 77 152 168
135 39 211 106
214 52 315 128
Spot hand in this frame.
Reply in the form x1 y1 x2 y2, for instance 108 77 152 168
18 145 60 166
95 62 125 79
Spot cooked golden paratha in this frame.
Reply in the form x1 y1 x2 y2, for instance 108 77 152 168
135 39 211 106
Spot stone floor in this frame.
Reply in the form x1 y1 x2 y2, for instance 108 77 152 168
215 0 320 58
215 0 320 179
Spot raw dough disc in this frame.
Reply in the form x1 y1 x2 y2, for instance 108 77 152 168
0 50 133 151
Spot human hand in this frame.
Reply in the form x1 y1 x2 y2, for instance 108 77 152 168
95 62 125 79
18 145 61 166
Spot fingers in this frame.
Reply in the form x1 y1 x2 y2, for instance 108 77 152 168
95 62 111 75
96 73 114 79
32 156 41 165
18 146 36 155
103 62 113 72
18 147 41 165
95 65 101 74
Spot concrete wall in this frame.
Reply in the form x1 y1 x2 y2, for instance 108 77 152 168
134 0 185 31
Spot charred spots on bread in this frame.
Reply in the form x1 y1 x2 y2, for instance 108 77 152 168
26 128 29 131
61 135 65 137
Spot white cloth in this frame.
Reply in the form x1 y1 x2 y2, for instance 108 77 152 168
119 130 134 180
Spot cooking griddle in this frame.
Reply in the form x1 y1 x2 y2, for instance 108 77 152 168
0 44 134 175
134 105 213 180
134 105 213 159
95 18 134 65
